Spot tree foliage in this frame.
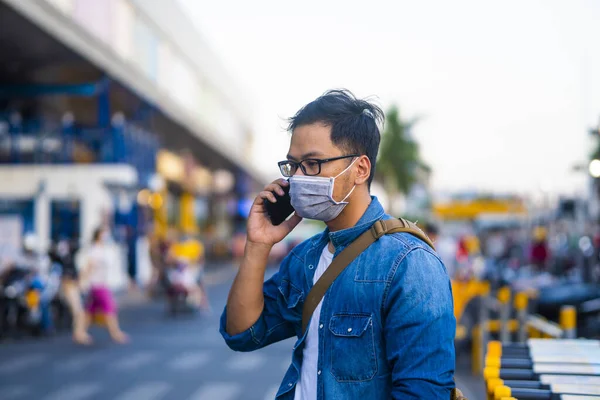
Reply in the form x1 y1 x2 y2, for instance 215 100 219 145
376 106 424 194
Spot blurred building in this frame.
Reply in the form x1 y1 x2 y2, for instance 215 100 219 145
0 0 265 281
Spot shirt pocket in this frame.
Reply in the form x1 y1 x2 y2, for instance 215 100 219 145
277 279 304 309
329 313 377 382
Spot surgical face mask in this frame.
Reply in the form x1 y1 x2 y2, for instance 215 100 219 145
289 158 357 222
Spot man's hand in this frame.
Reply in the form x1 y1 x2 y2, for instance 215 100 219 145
247 179 302 247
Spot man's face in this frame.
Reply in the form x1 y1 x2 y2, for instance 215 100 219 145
287 123 357 202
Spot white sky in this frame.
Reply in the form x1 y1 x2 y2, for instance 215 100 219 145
179 0 600 198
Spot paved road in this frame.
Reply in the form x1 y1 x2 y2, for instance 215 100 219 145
0 265 485 399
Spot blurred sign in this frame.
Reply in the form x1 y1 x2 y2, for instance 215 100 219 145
74 0 114 45
433 196 527 220
113 0 134 61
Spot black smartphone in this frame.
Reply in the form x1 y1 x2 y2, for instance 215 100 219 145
264 183 295 226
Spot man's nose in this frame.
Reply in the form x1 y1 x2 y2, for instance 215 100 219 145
293 167 305 177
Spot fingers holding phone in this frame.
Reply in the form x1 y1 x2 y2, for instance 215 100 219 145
248 179 301 246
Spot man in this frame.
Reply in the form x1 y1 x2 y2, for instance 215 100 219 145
220 90 456 399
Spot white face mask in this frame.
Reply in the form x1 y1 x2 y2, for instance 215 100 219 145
289 158 357 222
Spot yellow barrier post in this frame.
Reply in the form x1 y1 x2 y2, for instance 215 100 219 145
484 366 500 382
487 378 504 400
497 286 512 343
514 291 528 343
560 305 577 339
494 385 511 400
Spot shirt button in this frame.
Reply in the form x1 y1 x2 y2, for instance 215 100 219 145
308 265 314 270
318 370 322 375
347 328 353 333
288 383 293 387
319 324 323 329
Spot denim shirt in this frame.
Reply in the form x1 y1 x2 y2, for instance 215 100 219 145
220 197 456 399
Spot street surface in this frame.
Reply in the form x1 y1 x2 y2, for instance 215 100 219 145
0 265 484 399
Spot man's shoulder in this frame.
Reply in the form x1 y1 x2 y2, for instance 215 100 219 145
379 229 435 256
373 230 444 278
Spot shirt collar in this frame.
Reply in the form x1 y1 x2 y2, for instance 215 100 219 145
312 196 385 251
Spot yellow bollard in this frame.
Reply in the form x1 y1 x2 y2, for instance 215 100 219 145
485 355 501 368
487 378 504 400
560 305 577 339
497 286 511 304
494 385 511 400
484 366 500 381
487 340 502 357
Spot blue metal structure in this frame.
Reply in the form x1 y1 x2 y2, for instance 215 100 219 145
0 77 160 185
0 77 160 241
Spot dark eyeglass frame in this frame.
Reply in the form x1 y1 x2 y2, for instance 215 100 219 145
277 154 359 177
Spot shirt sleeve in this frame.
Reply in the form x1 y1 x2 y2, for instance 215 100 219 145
220 254 298 352
383 247 456 399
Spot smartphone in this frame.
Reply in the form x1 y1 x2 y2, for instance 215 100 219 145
264 183 295 226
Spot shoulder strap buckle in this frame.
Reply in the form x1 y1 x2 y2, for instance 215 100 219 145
370 219 387 239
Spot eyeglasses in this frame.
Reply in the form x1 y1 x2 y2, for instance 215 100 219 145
278 154 359 177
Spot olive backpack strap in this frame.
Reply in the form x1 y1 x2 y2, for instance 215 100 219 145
389 217 435 250
301 218 435 335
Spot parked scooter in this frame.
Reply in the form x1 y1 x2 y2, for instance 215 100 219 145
0 266 29 338
165 261 193 316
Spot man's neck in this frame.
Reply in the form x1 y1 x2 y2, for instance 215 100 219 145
325 191 372 233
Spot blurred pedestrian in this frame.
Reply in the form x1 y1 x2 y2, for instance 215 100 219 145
53 239 89 344
530 226 549 271
126 225 138 293
78 227 129 345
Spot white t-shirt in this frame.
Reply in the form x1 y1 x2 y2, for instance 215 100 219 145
295 245 334 400
87 244 110 287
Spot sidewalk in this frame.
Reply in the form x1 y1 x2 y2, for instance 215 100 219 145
455 349 486 400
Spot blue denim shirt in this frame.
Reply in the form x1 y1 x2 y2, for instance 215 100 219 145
220 197 456 399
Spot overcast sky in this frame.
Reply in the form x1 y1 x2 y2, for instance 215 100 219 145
179 0 600 198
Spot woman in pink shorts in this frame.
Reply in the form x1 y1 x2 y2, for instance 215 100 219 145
77 227 128 345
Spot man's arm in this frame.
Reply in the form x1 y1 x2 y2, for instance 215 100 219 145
225 242 271 336
220 250 299 352
383 247 456 399
221 178 302 351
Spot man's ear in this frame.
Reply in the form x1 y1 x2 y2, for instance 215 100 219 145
354 156 371 185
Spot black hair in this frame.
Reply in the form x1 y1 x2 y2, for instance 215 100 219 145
287 89 384 187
